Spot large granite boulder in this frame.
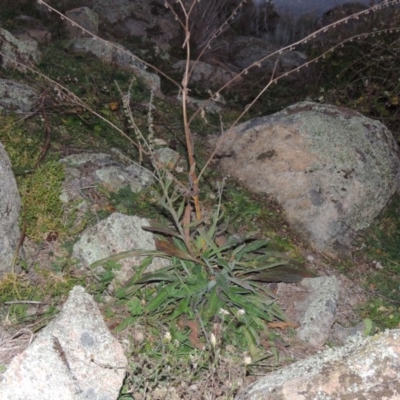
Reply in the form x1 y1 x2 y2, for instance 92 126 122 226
236 329 400 400
65 7 99 38
0 28 42 72
0 79 38 114
215 101 400 255
0 286 127 400
92 0 180 50
0 142 21 274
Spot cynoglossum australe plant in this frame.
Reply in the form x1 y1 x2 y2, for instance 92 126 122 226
111 177 313 355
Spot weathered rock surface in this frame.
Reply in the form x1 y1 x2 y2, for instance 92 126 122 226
0 79 38 114
92 0 179 50
229 36 306 72
68 37 161 92
173 60 240 87
60 151 154 202
0 286 127 400
0 28 42 71
0 142 21 274
295 277 339 348
277 276 339 348
215 101 400 255
65 7 99 38
8 15 52 44
72 212 169 289
59 151 155 243
236 329 400 400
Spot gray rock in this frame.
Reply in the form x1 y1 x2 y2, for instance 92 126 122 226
69 37 160 92
0 28 42 72
9 15 52 44
72 213 169 287
65 7 99 38
61 152 115 168
215 101 400 255
229 36 306 72
59 151 154 204
230 36 278 71
92 0 179 50
0 286 127 400
0 142 21 274
236 329 400 400
295 277 339 348
277 276 339 348
95 164 154 193
0 79 38 114
173 60 240 87
92 0 136 24
333 321 368 345
153 147 180 170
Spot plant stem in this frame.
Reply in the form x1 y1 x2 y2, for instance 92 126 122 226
181 9 202 222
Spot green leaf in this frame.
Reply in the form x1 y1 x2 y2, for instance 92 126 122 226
176 198 186 221
127 297 144 317
228 286 253 296
99 269 114 284
207 237 242 257
271 345 280 364
214 257 231 270
208 213 219 239
241 264 316 283
155 238 198 261
114 316 137 332
215 272 230 295
204 285 224 318
363 318 375 336
167 297 190 320
197 227 219 253
142 220 182 239
89 249 162 269
227 276 256 293
183 279 209 300
247 281 276 298
227 292 273 321
240 324 260 358
145 286 174 313
235 259 288 273
231 243 246 260
268 302 288 321
236 240 269 259
135 270 177 284
119 256 156 296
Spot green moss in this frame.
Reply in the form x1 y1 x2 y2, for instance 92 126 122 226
109 186 163 219
0 116 44 171
19 160 65 241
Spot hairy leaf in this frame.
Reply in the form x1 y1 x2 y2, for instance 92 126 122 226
155 238 199 262
142 220 182 239
242 264 316 283
114 316 137 332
